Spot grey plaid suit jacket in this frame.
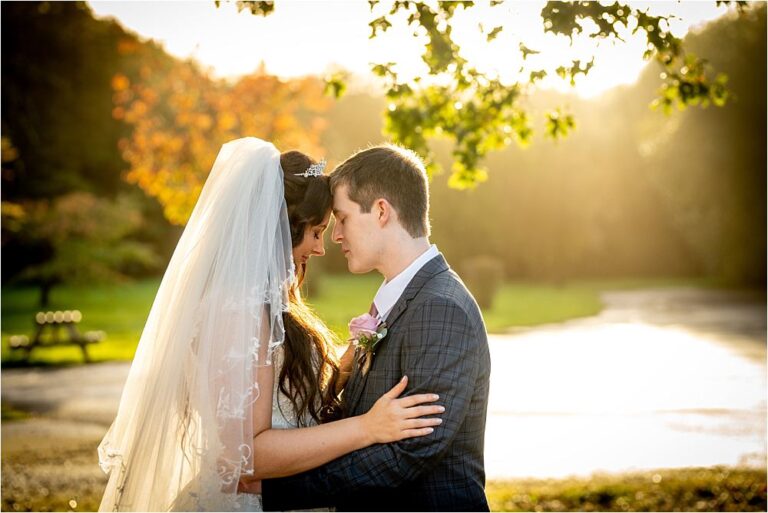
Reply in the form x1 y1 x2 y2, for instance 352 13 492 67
262 254 492 512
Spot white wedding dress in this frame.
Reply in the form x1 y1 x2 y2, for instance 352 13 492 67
234 345 320 511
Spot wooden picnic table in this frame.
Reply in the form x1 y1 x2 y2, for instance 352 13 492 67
8 310 105 363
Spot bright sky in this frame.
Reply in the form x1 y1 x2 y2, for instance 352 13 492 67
88 1 731 98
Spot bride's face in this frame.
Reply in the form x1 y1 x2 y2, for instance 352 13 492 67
292 210 331 267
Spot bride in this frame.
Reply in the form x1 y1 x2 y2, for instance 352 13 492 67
97 138 442 511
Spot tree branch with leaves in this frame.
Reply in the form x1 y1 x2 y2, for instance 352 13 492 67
221 0 746 189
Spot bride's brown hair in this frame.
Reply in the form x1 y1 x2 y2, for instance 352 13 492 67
280 150 342 425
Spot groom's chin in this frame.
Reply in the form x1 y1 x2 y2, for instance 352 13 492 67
347 260 371 274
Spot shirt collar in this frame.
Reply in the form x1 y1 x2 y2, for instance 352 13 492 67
373 244 439 321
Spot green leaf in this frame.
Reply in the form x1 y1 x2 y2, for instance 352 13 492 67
487 26 503 42
529 70 547 83
371 62 397 78
323 74 347 99
369 16 392 38
519 42 540 59
217 1 274 16
545 109 575 139
448 161 488 190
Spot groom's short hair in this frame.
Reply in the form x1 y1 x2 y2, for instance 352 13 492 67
330 144 430 238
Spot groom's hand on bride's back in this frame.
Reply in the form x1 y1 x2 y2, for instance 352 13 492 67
361 375 444 444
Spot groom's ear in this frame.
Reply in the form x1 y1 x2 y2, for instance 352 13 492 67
373 198 393 227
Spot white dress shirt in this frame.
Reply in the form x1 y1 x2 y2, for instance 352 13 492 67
373 244 440 321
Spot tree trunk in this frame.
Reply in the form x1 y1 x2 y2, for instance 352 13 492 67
39 282 53 308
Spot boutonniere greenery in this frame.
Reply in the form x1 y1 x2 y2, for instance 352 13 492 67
348 313 388 375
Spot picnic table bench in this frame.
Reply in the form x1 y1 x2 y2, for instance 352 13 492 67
8 310 106 363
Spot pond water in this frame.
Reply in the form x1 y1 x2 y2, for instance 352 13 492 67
484 288 767 479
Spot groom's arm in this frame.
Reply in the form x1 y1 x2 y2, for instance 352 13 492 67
262 296 482 511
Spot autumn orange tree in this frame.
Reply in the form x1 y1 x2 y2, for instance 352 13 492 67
113 46 330 226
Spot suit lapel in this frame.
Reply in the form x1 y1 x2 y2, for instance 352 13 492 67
345 254 450 415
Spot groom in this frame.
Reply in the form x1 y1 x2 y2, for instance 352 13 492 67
262 145 491 511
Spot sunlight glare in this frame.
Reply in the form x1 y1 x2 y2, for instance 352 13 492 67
88 1 732 98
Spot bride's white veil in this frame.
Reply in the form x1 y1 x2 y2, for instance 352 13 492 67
98 137 293 511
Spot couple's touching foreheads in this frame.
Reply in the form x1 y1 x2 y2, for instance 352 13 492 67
98 137 491 512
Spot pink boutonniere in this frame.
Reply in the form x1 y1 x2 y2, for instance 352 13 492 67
348 313 388 376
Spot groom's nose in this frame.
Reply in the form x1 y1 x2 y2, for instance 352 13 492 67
332 220 343 244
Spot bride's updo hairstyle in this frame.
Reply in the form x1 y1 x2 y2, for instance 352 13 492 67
279 150 341 425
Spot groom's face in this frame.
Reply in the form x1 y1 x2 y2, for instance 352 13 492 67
332 184 379 274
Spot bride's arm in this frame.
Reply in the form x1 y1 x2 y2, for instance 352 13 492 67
248 375 441 480
242 310 441 484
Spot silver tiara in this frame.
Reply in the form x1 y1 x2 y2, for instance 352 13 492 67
297 159 326 178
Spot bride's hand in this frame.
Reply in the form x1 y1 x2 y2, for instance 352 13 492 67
361 376 443 444
237 477 262 494
339 340 356 374
335 341 357 394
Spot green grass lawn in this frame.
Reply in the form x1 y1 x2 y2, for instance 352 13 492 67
482 283 602 332
481 275 724 332
487 467 767 511
1 274 716 366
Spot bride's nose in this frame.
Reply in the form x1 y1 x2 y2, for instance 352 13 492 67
313 238 325 256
